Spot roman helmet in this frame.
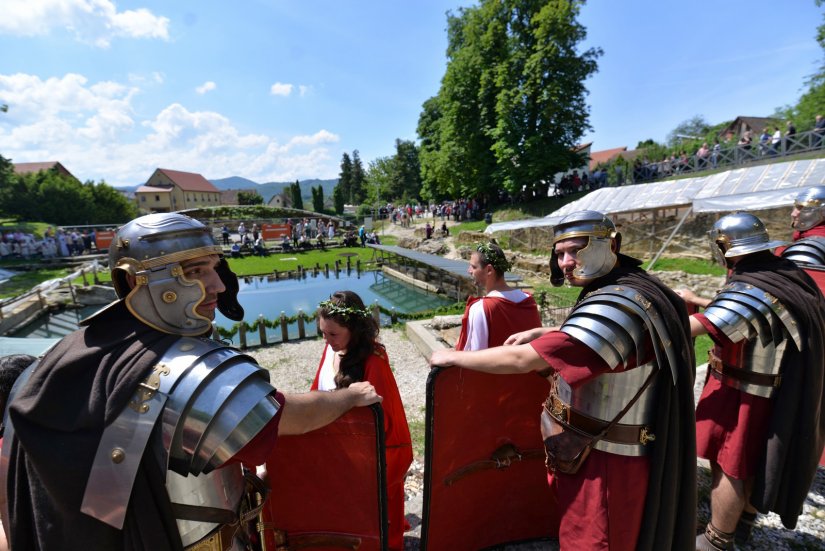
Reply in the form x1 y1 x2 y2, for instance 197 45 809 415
708 212 785 267
108 213 244 335
550 210 619 286
792 185 825 231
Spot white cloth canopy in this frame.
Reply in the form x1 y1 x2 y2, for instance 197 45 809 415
486 158 825 233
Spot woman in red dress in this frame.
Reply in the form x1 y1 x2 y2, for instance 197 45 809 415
312 291 412 550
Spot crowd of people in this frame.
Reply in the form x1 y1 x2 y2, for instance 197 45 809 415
0 227 99 261
2 192 825 551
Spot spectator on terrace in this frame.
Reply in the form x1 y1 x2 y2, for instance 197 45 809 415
772 126 782 155
221 225 230 246
253 236 268 256
425 222 433 240
440 221 450 237
696 142 710 169
815 114 825 148
328 222 335 240
237 221 247 242
251 223 259 242
711 139 721 168
281 234 293 252
230 242 242 258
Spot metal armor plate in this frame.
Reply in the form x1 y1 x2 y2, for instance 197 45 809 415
704 282 801 397
781 236 825 268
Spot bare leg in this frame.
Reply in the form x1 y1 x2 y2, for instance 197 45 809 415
709 462 745 532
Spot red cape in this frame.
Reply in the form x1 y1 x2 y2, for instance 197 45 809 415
455 293 542 351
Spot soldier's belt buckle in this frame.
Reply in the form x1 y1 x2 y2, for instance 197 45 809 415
639 426 656 445
550 395 568 422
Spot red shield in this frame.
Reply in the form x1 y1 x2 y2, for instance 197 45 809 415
421 367 559 549
260 404 388 550
800 265 825 467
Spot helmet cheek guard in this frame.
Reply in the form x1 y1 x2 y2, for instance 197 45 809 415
793 186 825 231
709 212 785 265
551 210 619 286
216 258 244 321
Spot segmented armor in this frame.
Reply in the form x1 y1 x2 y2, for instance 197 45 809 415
781 236 825 268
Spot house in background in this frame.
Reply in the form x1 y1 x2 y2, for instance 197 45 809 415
135 168 221 213
13 161 79 182
588 146 628 171
718 116 780 141
267 193 290 209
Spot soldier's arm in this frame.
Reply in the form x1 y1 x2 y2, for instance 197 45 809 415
429 343 547 374
688 315 709 337
278 381 382 436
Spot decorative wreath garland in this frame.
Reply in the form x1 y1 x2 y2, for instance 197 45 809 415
475 242 512 274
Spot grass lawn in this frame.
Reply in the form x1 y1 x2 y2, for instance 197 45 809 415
0 267 71 299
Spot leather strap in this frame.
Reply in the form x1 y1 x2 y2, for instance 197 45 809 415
545 394 652 445
443 442 545 486
183 522 238 551
708 351 782 388
171 503 236 525
269 530 362 550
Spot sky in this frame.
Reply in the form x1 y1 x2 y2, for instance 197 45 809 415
0 0 822 189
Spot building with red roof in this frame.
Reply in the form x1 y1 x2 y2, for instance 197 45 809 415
13 161 79 182
135 168 221 213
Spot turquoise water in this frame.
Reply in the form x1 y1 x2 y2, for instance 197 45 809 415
16 271 453 345
216 270 453 346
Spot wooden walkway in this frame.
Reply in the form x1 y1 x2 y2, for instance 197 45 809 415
367 244 522 282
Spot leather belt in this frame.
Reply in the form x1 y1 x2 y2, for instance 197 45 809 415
183 522 238 551
708 353 782 388
546 394 654 446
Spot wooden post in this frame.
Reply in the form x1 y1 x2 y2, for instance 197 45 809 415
274 271 280 281
80 268 88 287
258 314 267 347
356 259 361 275
67 280 78 306
239 324 248 349
280 311 289 342
346 256 351 270
93 262 100 284
372 301 380 325
391 307 398 324
325 263 329 277
297 309 306 339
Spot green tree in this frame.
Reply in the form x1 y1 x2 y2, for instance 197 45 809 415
365 156 395 206
392 139 422 201
0 153 15 191
289 180 304 210
666 115 712 148
311 184 325 212
418 0 601 200
237 191 263 205
333 184 345 214
88 180 138 222
338 152 353 204
351 150 366 204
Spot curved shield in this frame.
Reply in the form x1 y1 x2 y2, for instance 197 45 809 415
799 265 825 467
260 404 388 550
421 367 559 549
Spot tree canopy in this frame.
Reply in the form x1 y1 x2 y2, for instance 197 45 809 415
418 0 601 201
0 156 137 225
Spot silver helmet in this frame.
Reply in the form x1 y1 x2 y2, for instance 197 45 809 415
708 212 785 267
108 213 244 336
792 185 825 231
550 210 618 286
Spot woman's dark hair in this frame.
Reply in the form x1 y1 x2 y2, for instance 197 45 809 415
319 290 380 389
0 353 35 436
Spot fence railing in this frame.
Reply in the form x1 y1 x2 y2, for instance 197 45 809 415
629 127 824 184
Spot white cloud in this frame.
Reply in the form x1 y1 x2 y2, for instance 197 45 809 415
0 72 343 186
299 85 310 97
270 82 293 97
0 0 170 48
195 81 216 95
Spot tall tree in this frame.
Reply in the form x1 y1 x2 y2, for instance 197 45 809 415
237 190 263 205
338 152 353 204
333 184 345 214
418 0 601 199
392 139 422 201
666 115 712 147
351 150 366 204
312 184 325 212
290 180 304 210
365 156 395 206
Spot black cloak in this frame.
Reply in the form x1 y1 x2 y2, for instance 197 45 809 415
728 252 825 529
581 254 697 551
6 300 184 551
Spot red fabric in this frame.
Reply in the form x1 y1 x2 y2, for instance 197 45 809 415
227 391 285 467
693 313 774 479
793 223 825 241
529 331 650 551
311 346 412 550
455 294 542 351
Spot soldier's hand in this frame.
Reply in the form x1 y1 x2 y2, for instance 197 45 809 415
504 327 551 345
347 381 382 407
429 349 455 368
675 288 697 304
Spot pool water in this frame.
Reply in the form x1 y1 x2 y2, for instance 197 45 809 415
216 269 453 346
15 270 453 345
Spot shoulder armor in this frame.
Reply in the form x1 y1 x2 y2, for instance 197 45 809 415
560 286 680 383
81 337 278 529
781 236 825 267
704 282 801 350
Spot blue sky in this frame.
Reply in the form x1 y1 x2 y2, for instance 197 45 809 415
0 0 822 188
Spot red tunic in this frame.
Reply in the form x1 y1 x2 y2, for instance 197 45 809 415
311 346 413 550
530 332 649 551
455 293 542 351
793 223 825 241
694 314 773 480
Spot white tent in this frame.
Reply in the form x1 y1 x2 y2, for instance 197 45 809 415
485 158 825 233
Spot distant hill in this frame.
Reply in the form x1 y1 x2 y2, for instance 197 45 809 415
209 177 338 203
